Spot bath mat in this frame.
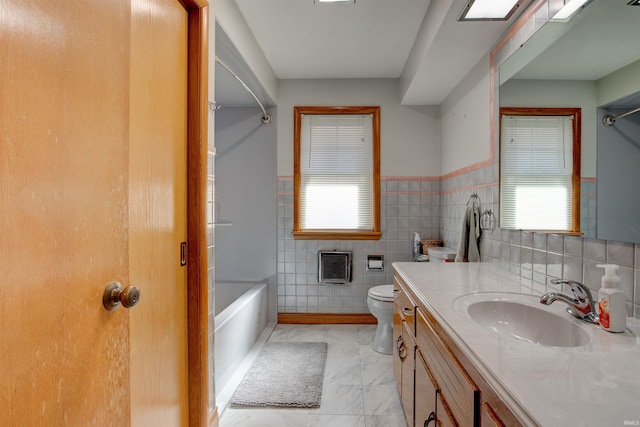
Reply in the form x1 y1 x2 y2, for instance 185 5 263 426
229 341 328 408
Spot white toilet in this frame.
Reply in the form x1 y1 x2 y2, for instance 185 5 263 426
367 285 395 354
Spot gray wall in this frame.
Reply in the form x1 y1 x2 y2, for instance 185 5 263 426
276 79 441 177
215 107 278 319
597 107 640 244
275 78 442 314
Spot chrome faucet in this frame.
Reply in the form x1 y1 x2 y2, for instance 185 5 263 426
540 279 599 324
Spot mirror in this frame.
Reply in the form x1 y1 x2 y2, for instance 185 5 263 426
498 0 640 243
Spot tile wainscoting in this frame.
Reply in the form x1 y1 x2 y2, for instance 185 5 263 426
277 172 637 318
276 176 441 314
440 165 639 319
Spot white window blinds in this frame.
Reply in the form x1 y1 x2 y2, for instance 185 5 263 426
300 114 374 230
500 115 574 230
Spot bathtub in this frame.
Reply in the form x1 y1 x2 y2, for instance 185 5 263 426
214 281 269 397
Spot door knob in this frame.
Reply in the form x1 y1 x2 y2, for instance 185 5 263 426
103 281 141 311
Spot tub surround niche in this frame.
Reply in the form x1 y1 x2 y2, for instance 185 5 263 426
393 262 640 426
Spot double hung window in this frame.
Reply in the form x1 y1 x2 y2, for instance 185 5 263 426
500 107 581 233
293 106 381 240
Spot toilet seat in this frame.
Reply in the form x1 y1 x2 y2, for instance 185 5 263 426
368 285 395 302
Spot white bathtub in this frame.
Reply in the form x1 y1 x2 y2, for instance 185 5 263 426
214 281 269 396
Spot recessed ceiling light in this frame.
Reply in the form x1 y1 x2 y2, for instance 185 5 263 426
551 0 591 21
458 0 520 21
313 0 355 4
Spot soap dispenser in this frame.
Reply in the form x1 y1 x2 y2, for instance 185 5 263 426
596 264 626 333
413 232 421 261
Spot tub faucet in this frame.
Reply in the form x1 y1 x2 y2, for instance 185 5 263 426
540 279 599 324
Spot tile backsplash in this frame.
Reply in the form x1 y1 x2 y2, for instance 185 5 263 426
277 170 638 319
441 165 639 319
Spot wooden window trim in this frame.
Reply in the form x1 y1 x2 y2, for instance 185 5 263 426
499 107 581 234
293 106 382 240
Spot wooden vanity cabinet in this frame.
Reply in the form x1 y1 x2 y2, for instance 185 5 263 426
393 278 417 425
394 272 522 427
416 308 478 426
414 351 437 427
481 402 506 427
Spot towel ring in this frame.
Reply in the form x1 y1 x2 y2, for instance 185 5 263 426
480 209 496 230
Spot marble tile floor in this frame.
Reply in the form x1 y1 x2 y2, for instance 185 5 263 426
219 324 407 427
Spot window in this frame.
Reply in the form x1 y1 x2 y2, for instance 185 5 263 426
500 108 581 233
293 106 381 240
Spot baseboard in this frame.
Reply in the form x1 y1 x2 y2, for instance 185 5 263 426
208 407 219 427
277 313 377 324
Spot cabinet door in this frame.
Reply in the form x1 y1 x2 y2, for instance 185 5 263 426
393 304 404 390
415 351 437 427
436 393 458 427
417 310 478 426
481 402 505 427
400 322 415 427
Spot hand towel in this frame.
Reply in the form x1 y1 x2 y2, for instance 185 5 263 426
455 205 481 262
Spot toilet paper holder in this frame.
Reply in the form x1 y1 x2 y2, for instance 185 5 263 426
366 255 384 272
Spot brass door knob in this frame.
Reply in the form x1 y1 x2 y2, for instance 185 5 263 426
103 281 141 311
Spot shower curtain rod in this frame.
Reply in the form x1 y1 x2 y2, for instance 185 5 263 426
602 106 640 127
214 56 272 125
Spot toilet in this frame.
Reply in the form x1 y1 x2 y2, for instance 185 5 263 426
367 285 395 354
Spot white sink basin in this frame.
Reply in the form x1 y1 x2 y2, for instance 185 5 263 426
454 292 590 347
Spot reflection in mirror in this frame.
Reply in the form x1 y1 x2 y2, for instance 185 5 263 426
597 94 640 244
498 0 640 243
500 108 581 233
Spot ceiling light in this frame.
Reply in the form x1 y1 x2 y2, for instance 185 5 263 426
313 0 355 3
458 0 520 21
552 0 591 21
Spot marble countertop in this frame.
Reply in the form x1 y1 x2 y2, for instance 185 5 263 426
392 262 640 427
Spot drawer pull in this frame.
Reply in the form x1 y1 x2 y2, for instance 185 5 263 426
393 289 401 295
402 307 415 316
424 412 436 426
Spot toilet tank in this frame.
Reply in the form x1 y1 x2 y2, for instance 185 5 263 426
428 247 457 262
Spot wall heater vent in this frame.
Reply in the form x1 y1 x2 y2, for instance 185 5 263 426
318 250 352 284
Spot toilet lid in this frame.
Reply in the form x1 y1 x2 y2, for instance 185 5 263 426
368 285 395 302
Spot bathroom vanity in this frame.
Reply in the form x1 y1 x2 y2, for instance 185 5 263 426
392 262 640 427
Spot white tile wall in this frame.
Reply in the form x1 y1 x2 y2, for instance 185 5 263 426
276 177 440 313
274 170 635 317
443 166 640 319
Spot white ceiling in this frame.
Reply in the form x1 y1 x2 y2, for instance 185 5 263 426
234 0 431 79
215 0 532 107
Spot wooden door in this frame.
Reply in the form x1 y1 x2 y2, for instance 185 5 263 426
129 0 189 425
0 0 205 425
1 0 133 424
